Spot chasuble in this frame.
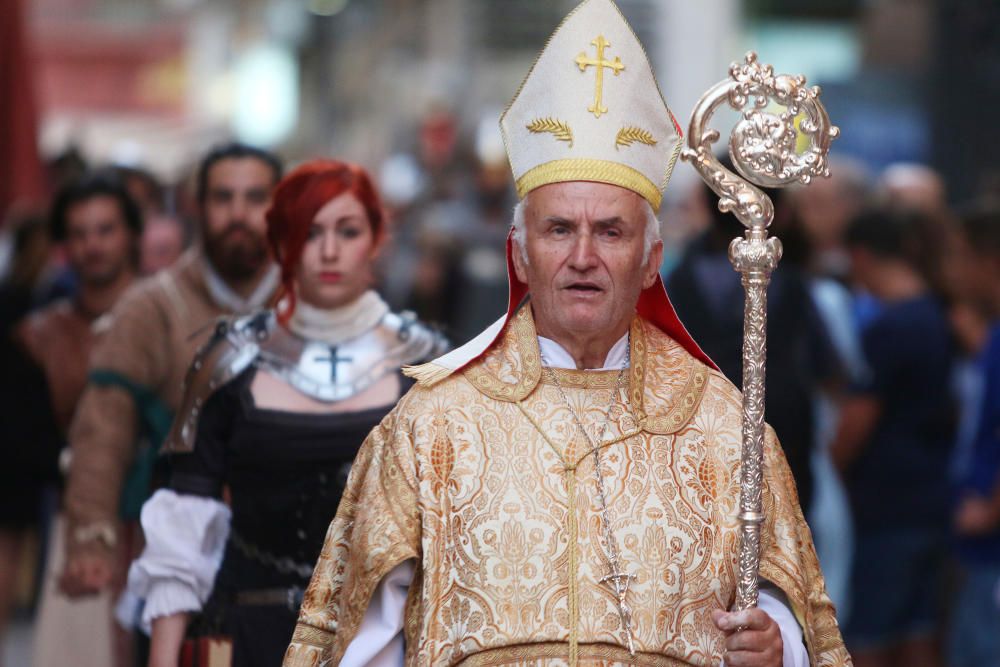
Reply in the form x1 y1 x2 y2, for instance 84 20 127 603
284 305 850 666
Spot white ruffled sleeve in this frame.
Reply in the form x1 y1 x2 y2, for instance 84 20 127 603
127 488 231 633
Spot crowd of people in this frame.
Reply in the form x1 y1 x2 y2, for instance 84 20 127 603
664 159 1000 667
0 122 998 667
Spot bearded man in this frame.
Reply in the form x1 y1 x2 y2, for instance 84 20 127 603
284 2 850 665
61 143 283 598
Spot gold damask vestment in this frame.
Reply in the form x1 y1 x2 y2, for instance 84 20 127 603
284 305 850 666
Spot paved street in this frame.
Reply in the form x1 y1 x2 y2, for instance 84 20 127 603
3 618 31 667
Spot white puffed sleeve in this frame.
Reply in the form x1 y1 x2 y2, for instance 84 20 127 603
126 488 231 633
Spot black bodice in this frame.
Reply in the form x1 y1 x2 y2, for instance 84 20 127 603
168 366 407 590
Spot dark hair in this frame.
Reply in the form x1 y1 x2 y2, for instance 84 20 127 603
49 170 143 241
959 200 1000 258
844 205 956 299
196 142 283 204
112 165 166 212
844 207 928 260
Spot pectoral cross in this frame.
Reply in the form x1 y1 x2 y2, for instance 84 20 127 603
575 35 625 118
600 565 637 655
314 346 352 383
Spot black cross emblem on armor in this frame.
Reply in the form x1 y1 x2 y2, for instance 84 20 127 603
314 346 353 383
397 315 415 342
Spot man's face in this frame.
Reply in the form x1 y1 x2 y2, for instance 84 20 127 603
201 157 275 280
140 216 185 275
794 176 858 250
958 243 1000 316
64 195 134 286
512 181 662 341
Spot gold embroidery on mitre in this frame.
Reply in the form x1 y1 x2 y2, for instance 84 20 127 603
616 125 658 150
525 117 575 148
516 158 663 211
575 34 625 118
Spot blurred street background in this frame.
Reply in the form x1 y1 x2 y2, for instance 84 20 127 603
2 0 1000 666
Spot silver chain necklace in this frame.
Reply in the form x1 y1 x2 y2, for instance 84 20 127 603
541 341 637 656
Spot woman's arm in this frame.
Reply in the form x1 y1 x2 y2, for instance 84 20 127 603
148 612 191 667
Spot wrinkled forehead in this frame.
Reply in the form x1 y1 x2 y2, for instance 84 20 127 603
524 181 647 224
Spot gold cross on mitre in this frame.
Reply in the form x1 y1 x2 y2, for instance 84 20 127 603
575 35 625 118
501 0 683 211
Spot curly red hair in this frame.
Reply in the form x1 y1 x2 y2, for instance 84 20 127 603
265 159 385 323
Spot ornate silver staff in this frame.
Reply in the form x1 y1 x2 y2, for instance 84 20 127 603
680 52 839 611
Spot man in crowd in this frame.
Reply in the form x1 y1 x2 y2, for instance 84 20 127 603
668 181 839 518
832 208 955 667
60 143 282 601
0 173 141 667
949 202 1000 667
140 215 186 276
285 2 849 665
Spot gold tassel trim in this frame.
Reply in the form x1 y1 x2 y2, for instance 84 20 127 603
402 362 454 387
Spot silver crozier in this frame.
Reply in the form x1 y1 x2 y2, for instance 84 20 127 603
680 52 839 611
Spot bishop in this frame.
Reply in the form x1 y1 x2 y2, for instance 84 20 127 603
284 1 851 665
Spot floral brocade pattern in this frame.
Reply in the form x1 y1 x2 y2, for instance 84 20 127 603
284 307 851 667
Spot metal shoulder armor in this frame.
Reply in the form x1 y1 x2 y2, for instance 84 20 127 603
255 310 448 403
162 311 273 454
382 310 450 366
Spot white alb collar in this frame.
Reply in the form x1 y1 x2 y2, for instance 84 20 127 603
537 333 629 370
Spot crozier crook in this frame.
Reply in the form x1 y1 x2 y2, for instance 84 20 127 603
681 51 839 611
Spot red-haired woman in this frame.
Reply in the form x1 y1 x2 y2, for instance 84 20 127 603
127 160 446 667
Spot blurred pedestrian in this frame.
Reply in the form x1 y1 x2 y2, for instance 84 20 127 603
0 210 55 331
446 153 515 345
878 163 947 217
667 182 840 518
129 159 446 667
788 156 872 282
59 144 282 619
377 106 475 331
10 172 143 667
947 202 1000 667
140 215 186 276
833 207 956 667
113 166 167 219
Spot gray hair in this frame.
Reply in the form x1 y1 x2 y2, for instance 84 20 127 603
510 193 661 265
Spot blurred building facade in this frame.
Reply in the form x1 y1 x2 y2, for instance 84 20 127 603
1 0 996 217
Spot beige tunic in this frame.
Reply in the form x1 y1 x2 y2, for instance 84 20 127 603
17 298 128 667
285 305 851 666
15 298 100 434
64 248 265 558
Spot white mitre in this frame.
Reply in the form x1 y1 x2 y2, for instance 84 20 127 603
404 0 714 387
500 0 683 211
